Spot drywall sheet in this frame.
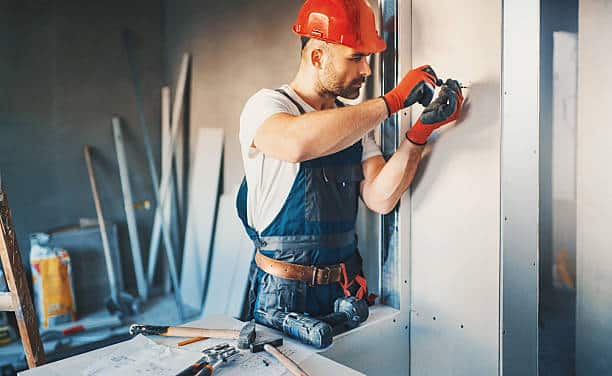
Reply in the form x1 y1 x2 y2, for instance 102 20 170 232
576 1 612 374
180 128 224 313
500 0 540 373
201 187 253 318
410 0 501 374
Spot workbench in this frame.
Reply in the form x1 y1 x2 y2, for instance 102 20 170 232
17 309 404 375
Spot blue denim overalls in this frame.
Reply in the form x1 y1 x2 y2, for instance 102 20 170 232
237 89 369 324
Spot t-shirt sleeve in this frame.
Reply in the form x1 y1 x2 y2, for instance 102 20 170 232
239 89 295 158
361 130 382 162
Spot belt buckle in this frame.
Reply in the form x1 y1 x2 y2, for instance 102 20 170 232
313 266 332 285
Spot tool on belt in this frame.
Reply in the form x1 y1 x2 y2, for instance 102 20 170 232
255 250 375 304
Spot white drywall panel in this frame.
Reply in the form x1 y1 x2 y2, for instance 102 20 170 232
201 187 252 318
576 1 612 374
410 0 501 374
180 128 224 313
500 0 540 374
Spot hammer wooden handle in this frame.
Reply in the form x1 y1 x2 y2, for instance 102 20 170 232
264 344 310 376
129 324 239 339
166 327 238 339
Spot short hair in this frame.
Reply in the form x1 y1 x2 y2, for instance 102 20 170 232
300 36 311 51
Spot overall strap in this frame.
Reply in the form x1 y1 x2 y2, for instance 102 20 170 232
275 88 306 114
275 88 347 114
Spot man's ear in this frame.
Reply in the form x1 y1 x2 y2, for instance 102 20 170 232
310 48 324 69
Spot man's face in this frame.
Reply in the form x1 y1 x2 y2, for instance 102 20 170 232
317 44 372 99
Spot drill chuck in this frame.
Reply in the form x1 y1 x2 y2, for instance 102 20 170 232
319 296 369 330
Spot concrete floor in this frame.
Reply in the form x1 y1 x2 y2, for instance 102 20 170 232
539 288 576 376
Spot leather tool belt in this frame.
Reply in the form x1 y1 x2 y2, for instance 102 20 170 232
255 250 362 286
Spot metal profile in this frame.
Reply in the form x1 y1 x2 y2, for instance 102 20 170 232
379 0 401 309
122 30 185 320
144 54 191 307
112 116 148 300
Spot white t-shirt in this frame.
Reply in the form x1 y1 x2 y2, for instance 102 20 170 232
239 84 382 232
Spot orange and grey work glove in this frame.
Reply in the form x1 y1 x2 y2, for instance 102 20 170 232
406 79 464 145
382 65 438 116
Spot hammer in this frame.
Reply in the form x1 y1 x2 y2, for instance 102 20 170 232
250 337 311 376
129 320 256 349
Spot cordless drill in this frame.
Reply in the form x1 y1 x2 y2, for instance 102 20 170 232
318 296 369 332
255 309 333 349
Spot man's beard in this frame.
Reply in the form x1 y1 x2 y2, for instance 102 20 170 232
319 63 364 99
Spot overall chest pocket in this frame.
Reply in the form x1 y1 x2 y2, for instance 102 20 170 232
304 164 364 222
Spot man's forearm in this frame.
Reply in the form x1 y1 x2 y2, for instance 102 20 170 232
291 97 388 160
255 97 388 162
362 139 424 214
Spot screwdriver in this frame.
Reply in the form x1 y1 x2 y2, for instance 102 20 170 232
422 66 469 88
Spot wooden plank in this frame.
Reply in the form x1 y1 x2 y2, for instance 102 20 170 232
0 186 45 367
83 145 120 304
180 128 224 313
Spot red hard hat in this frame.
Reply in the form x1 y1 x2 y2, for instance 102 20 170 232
292 0 387 54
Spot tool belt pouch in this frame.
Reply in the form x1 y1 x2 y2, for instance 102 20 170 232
254 249 374 314
253 250 309 317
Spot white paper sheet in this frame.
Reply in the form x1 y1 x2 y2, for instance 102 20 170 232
20 315 362 376
82 335 201 376
19 335 201 376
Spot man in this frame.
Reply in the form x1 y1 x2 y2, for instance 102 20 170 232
237 0 463 328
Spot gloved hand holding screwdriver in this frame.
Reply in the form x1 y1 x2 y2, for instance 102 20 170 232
383 64 464 144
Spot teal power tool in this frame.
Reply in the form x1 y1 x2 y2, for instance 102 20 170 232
318 296 369 333
256 309 333 349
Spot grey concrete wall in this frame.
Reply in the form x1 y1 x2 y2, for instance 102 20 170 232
163 0 303 194
576 1 612 374
0 0 164 292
